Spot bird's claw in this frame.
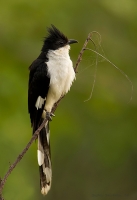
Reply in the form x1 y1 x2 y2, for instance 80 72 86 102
46 112 55 121
50 113 55 117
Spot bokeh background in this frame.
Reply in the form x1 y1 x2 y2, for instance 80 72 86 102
0 0 137 200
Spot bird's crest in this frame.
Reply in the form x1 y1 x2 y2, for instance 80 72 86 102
41 25 68 52
47 25 68 43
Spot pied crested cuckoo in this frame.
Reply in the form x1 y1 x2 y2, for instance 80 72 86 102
28 25 77 195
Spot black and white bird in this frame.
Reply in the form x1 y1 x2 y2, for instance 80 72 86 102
28 25 78 195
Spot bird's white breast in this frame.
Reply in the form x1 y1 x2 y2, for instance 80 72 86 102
46 45 75 100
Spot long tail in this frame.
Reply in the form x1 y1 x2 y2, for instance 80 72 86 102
37 120 52 195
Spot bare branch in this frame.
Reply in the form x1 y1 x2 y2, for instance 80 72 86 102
74 32 92 73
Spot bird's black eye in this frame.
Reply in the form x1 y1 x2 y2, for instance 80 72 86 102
59 41 64 45
56 40 64 45
55 40 65 48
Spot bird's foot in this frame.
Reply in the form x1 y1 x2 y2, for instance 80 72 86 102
46 111 55 121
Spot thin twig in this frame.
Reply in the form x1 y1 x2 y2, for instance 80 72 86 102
0 32 93 197
74 32 92 73
85 48 133 103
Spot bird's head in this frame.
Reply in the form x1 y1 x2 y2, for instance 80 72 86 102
41 25 78 52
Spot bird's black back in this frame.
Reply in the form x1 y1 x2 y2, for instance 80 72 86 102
28 53 50 131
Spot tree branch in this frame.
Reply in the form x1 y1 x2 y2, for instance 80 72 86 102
74 32 92 73
0 32 93 198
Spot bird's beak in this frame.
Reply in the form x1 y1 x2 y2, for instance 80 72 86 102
68 39 78 45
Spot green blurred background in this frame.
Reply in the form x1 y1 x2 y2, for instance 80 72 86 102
0 0 137 199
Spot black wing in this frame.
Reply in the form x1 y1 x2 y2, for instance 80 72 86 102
28 59 50 132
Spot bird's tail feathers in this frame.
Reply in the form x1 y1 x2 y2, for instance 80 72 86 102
37 120 52 195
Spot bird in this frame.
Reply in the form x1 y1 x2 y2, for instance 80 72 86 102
28 25 78 195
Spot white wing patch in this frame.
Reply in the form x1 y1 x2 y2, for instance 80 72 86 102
35 96 45 110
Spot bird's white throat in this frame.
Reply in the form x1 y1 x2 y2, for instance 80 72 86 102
47 45 70 58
